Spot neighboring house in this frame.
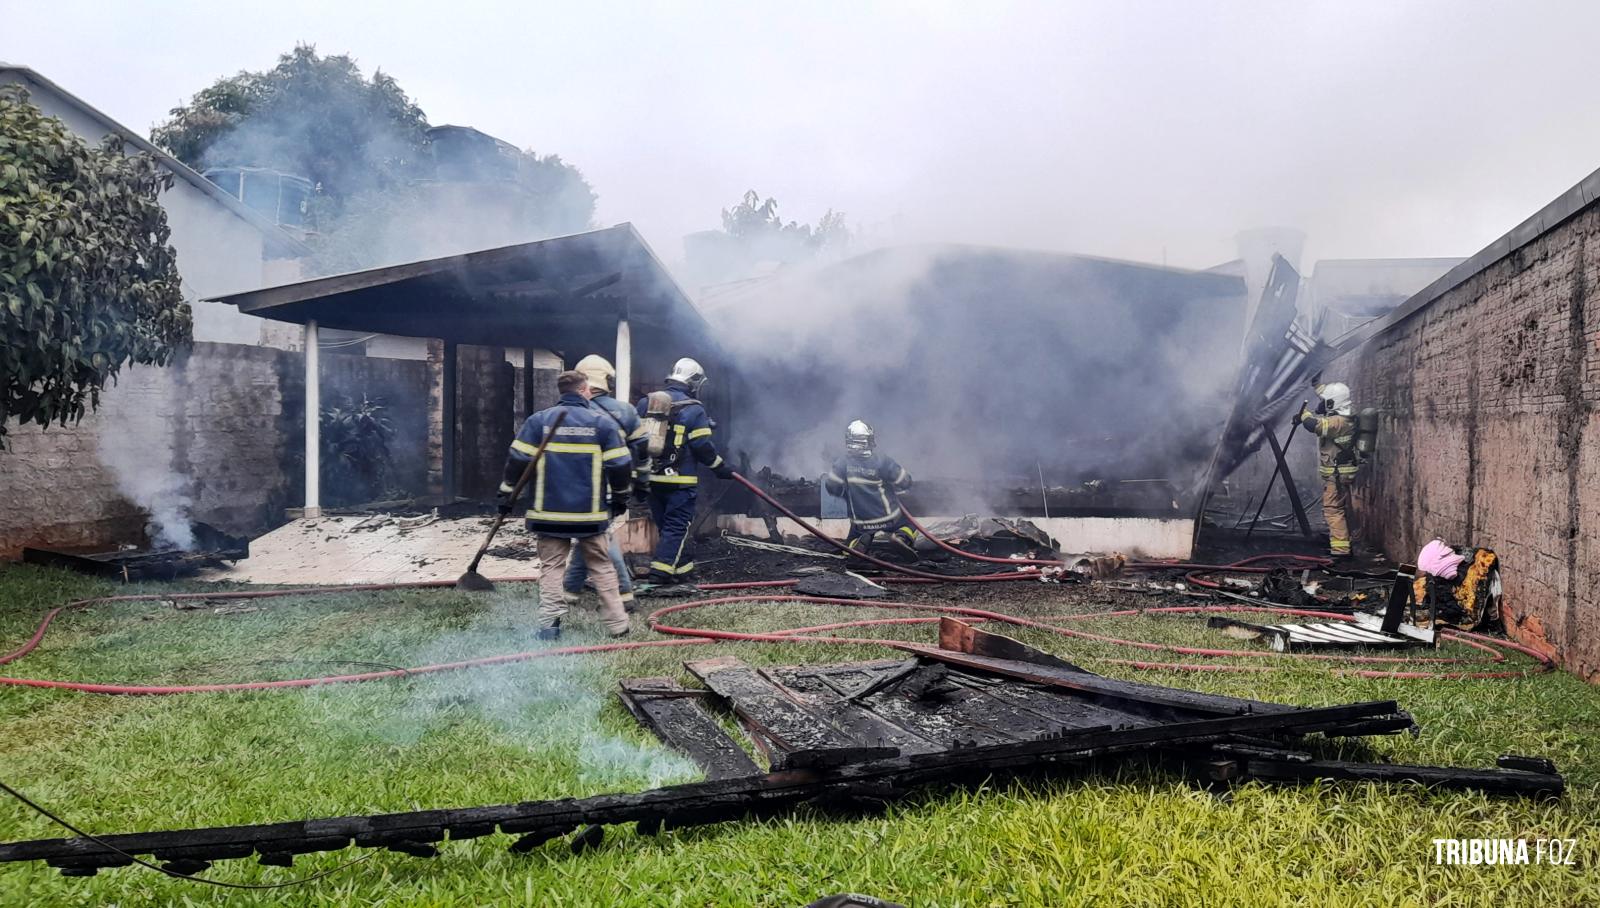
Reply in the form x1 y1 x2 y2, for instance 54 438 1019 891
0 63 309 348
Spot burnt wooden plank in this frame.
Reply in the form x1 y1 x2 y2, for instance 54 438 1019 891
683 657 859 754
893 642 1295 718
768 666 945 755
937 618 1091 673
618 678 761 780
946 674 1155 731
1246 758 1564 796
841 682 1021 748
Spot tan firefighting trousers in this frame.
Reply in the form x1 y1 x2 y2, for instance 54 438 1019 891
1322 475 1352 556
536 534 629 635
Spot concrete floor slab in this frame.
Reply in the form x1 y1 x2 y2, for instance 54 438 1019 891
199 514 542 586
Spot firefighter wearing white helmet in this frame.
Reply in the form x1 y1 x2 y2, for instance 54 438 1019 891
823 420 921 559
1298 380 1360 558
634 356 733 584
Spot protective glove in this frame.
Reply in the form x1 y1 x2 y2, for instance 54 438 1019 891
610 493 630 517
711 461 736 480
1295 407 1313 426
496 501 514 517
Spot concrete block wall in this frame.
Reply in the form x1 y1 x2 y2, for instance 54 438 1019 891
1326 205 1599 681
0 343 294 557
1 342 441 558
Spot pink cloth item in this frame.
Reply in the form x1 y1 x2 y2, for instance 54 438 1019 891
1418 539 1465 579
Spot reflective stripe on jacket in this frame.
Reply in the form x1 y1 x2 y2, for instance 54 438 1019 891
500 394 632 537
1301 412 1359 478
823 452 912 531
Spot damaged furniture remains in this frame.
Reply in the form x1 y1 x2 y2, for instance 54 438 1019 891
0 620 1561 880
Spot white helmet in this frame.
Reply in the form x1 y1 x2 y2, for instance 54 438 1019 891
667 357 708 393
845 419 875 456
574 354 614 394
1316 381 1353 416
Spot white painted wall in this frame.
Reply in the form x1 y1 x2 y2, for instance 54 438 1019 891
717 515 1196 559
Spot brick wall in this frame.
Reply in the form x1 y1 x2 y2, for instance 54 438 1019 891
1 341 437 558
454 346 514 499
1325 205 1599 681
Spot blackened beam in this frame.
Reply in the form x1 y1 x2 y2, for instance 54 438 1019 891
1 700 1406 870
1245 758 1564 796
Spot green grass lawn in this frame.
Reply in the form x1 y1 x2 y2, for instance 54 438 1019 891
1 563 1596 907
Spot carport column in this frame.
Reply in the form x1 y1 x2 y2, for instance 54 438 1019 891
304 320 321 517
615 318 632 404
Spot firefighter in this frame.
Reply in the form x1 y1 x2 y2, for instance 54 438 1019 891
562 354 643 610
1298 381 1360 559
634 357 734 585
822 420 921 559
498 370 634 639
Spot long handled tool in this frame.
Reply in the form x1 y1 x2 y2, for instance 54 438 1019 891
456 411 566 592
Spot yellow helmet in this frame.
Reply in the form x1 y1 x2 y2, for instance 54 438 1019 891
575 354 615 394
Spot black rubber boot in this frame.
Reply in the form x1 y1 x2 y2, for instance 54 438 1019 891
537 620 562 641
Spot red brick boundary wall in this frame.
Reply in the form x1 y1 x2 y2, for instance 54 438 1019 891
1325 174 1600 682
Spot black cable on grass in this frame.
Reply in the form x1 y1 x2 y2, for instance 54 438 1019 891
0 778 372 890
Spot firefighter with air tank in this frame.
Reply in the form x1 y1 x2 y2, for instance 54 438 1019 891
1297 380 1378 559
823 420 922 559
634 357 735 586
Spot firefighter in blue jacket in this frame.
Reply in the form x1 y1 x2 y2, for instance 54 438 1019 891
498 370 634 639
635 357 734 584
823 420 920 558
562 354 645 610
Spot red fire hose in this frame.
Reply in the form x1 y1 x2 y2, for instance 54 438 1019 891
0 474 1551 693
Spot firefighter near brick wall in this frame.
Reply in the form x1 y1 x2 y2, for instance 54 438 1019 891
634 357 734 585
497 370 635 639
562 354 646 611
1297 380 1365 559
822 420 922 560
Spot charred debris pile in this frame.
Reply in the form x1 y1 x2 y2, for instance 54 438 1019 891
0 621 1561 880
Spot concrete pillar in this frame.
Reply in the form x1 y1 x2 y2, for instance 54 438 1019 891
614 318 632 404
304 319 321 517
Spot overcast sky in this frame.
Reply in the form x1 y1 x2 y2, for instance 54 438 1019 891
7 0 1600 270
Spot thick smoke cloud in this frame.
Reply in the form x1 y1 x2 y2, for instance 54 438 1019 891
707 247 1248 503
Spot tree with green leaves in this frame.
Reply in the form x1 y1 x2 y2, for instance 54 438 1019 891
721 190 852 260
0 86 191 449
156 44 597 272
153 44 430 213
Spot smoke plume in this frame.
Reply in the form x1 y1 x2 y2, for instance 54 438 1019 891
96 369 196 551
705 245 1249 505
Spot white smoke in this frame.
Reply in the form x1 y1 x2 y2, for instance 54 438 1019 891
96 367 196 551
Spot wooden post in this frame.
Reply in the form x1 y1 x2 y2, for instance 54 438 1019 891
522 347 536 419
304 320 321 517
443 341 457 501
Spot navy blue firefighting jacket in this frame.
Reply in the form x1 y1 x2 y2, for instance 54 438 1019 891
634 383 726 486
499 393 633 537
590 393 643 458
823 452 913 531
